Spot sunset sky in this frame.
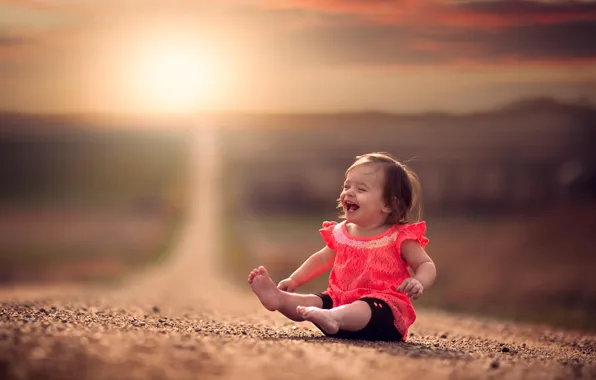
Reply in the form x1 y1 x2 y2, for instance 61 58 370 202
1 0 595 114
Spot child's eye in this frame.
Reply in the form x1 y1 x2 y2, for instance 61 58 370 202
342 185 350 190
357 188 366 192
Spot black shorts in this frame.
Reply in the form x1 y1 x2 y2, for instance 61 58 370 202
313 293 403 342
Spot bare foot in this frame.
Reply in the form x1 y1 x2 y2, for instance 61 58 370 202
248 266 282 311
297 306 340 334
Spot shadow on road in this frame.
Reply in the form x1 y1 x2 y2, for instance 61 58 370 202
262 335 471 361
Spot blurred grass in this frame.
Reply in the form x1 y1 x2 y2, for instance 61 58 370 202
219 157 248 282
0 127 191 284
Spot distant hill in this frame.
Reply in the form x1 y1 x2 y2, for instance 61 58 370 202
497 96 596 114
0 97 594 135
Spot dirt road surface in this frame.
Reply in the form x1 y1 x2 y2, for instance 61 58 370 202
1 127 594 380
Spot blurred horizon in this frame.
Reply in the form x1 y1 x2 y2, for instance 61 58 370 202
0 95 594 122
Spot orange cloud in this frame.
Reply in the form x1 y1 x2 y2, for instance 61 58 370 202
261 0 596 30
249 0 596 65
433 1 596 30
2 0 596 70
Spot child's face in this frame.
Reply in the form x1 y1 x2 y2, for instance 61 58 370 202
340 163 392 226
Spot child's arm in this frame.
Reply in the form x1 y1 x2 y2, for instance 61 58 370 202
277 246 336 292
397 240 436 299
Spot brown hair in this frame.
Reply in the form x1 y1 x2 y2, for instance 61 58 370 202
337 152 422 225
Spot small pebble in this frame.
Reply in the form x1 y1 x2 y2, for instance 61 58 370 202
490 360 500 369
152 306 160 313
502 347 510 353
440 334 448 339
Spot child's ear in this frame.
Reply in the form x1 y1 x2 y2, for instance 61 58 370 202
382 197 397 214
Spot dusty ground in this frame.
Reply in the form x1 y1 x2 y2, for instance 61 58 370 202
1 128 594 380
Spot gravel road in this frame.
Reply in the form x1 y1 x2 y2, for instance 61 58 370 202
1 127 594 380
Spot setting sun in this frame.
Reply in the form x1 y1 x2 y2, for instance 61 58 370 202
133 41 225 113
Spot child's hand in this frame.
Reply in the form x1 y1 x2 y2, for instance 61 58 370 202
277 278 299 292
397 278 424 300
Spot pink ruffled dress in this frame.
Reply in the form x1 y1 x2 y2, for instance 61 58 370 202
319 220 429 341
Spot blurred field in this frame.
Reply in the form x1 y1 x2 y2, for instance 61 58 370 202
0 209 182 283
1 98 595 332
0 117 190 284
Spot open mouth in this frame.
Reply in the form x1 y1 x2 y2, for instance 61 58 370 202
344 200 360 212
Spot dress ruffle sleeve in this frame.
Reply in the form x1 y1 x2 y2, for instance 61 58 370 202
319 221 338 250
396 221 429 249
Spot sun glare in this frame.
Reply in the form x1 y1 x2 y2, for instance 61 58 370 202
134 43 223 113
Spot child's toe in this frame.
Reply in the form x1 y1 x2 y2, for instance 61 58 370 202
248 270 258 282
